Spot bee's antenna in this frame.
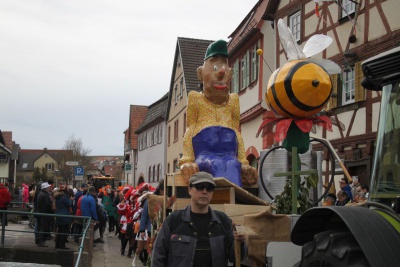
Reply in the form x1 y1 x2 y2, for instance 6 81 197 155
256 49 273 73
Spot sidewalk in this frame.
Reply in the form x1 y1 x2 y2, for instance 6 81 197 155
93 230 147 267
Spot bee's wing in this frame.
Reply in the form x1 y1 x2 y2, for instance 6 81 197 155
303 34 332 58
309 58 342 74
330 116 346 131
278 19 305 61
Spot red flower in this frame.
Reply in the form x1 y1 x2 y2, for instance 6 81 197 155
257 115 333 142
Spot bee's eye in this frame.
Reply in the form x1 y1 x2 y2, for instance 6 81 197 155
312 80 320 87
213 65 218 71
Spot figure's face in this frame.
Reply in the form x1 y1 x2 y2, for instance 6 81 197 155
189 183 214 208
336 194 346 202
354 186 368 201
197 56 232 104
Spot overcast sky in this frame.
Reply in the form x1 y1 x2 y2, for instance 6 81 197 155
0 0 257 155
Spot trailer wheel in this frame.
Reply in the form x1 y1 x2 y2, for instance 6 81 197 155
299 229 370 267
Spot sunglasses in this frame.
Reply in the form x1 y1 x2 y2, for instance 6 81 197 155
191 183 215 192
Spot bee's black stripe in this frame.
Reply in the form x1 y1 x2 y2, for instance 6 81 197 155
270 67 296 117
284 61 331 112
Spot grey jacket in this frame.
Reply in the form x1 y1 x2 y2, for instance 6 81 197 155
151 205 247 267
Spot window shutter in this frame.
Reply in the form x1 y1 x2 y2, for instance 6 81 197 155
327 74 338 110
354 61 365 102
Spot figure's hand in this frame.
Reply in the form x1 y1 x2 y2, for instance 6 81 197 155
180 163 199 184
233 223 245 243
241 165 258 186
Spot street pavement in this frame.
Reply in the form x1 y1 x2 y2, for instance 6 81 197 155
1 222 146 267
93 229 147 267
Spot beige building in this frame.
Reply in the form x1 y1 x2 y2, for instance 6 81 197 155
165 37 213 174
16 148 72 186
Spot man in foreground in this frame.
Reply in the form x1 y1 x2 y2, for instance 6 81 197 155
151 171 246 267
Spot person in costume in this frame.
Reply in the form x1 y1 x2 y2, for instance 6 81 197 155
179 40 257 186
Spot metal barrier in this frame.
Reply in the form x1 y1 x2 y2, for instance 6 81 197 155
0 207 92 267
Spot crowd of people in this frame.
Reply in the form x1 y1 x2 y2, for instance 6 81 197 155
11 178 163 265
2 171 373 266
323 176 370 207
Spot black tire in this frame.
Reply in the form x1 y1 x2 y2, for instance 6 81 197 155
299 229 370 267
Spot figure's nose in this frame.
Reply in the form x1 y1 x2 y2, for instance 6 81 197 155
217 66 226 79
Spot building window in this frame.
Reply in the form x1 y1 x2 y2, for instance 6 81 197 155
158 163 162 181
179 78 184 98
232 61 239 93
150 128 154 146
167 163 170 174
174 120 179 142
341 0 356 18
342 66 355 105
173 159 178 171
240 52 250 90
45 163 54 171
153 165 156 182
289 11 301 42
144 132 148 149
148 166 152 182
158 125 162 144
174 85 178 104
251 46 258 83
168 126 170 146
154 127 158 145
0 154 9 164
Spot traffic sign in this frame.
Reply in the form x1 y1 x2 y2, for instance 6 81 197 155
66 161 79 166
74 166 84 180
125 163 132 174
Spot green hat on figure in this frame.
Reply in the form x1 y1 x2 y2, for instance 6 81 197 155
204 40 229 60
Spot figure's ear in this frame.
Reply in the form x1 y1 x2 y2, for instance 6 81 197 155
197 66 203 81
188 186 192 197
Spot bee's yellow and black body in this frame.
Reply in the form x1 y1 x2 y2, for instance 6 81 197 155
266 59 332 118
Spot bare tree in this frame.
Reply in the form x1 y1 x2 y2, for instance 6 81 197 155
61 134 92 186
63 134 91 160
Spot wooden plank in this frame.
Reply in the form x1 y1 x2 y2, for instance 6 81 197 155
214 178 270 206
221 204 270 217
210 204 271 225
210 187 235 204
